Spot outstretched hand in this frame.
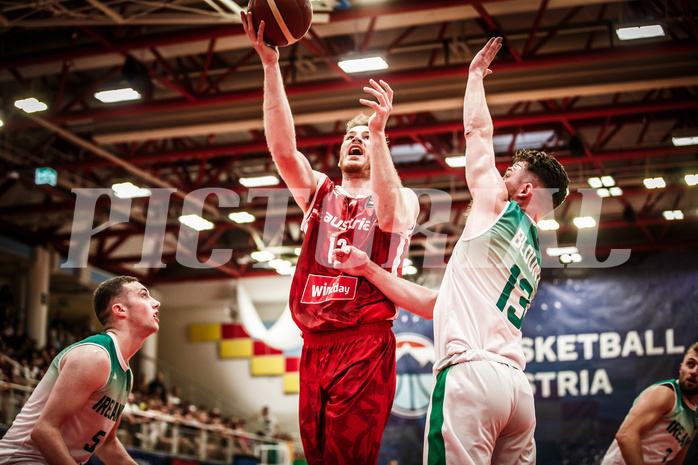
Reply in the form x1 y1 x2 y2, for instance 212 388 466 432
359 79 394 134
331 246 370 276
469 37 503 79
240 11 279 65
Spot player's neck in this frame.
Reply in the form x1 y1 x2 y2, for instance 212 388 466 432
340 175 371 197
683 390 698 407
106 327 146 364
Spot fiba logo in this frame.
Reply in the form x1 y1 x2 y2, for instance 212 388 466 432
392 332 435 419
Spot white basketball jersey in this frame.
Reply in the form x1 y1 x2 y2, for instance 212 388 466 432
433 201 540 371
0 332 132 464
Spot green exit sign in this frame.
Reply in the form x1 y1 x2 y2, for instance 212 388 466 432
35 167 57 186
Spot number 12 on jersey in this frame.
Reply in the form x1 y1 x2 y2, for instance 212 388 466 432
328 236 348 263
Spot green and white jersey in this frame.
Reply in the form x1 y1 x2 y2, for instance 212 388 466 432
0 332 132 465
433 201 540 371
602 379 697 465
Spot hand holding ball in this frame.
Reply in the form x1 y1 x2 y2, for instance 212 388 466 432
247 0 313 47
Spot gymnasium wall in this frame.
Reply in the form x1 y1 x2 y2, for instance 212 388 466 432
155 276 301 438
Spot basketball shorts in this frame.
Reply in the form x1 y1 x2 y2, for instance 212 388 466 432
299 321 396 465
424 359 536 465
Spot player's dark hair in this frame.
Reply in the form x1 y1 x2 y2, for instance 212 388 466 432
513 149 570 208
93 276 138 326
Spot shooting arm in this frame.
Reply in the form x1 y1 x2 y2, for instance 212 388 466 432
241 12 318 211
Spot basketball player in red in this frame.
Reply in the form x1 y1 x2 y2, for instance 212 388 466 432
242 12 420 465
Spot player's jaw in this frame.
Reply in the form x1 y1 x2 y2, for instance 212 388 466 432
680 376 698 396
679 356 698 395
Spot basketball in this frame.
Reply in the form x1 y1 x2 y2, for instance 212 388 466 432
248 0 313 47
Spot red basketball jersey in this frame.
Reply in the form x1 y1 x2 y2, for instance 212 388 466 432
290 175 413 333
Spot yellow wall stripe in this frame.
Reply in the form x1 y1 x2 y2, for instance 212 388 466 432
220 339 253 358
189 323 221 341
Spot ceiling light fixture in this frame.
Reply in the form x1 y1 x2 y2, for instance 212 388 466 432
228 211 256 224
268 259 292 270
251 250 275 262
560 253 582 264
600 176 615 187
587 177 603 188
338 56 388 74
662 210 684 221
239 175 279 187
95 87 142 103
685 174 698 186
546 246 579 257
179 214 214 231
14 97 48 113
573 217 597 229
537 219 560 231
112 182 151 199
616 24 665 41
673 136 698 146
643 177 666 189
276 266 296 276
403 265 418 275
445 156 466 168
609 187 623 196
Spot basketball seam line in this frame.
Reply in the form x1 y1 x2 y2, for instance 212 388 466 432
266 0 295 45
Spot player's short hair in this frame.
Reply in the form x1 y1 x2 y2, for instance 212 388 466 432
345 113 370 133
93 276 139 326
686 342 698 357
513 149 570 208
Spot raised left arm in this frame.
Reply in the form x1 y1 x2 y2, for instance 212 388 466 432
361 79 419 232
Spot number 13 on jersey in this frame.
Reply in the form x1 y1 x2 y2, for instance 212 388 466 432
496 263 533 330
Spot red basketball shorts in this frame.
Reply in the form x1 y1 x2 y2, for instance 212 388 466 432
299 321 396 465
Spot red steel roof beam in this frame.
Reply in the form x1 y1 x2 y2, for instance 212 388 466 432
198 38 218 94
473 3 523 62
361 17 377 54
529 6 581 56
523 0 549 56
